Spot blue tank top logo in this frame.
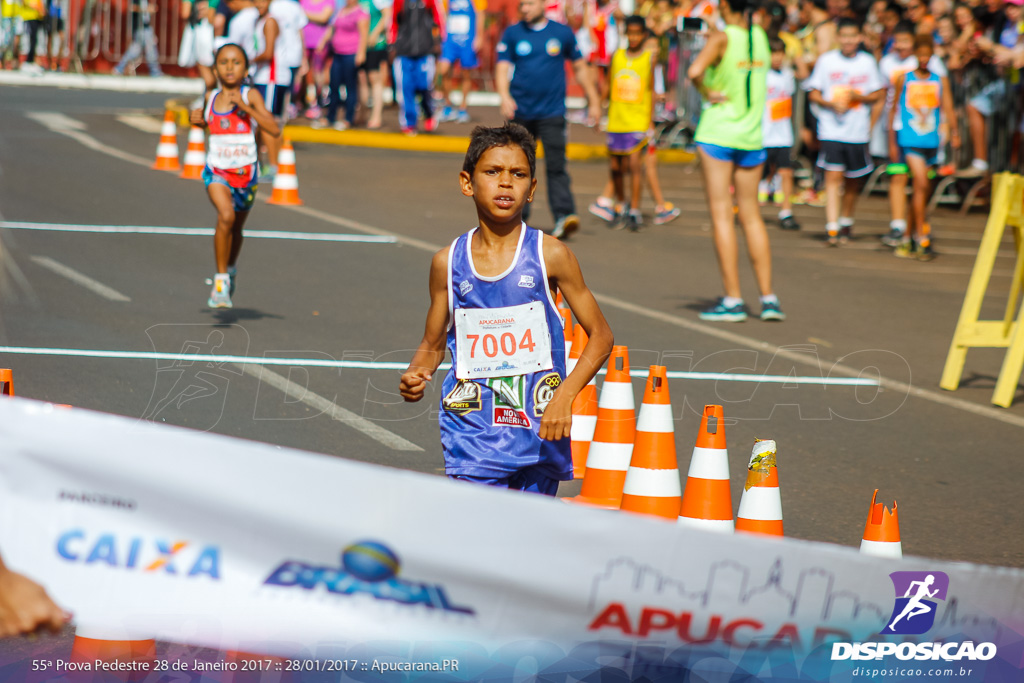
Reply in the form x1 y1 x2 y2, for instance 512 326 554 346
533 372 561 417
459 279 473 295
443 379 482 415
489 376 531 428
518 274 535 288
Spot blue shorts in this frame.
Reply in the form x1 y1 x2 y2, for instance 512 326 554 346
607 131 650 155
203 166 258 212
899 146 940 167
696 142 766 168
449 465 560 496
968 80 1007 117
440 38 478 70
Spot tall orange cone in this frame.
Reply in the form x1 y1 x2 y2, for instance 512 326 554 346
152 109 181 171
565 346 635 509
555 290 571 319
620 366 682 519
569 324 598 478
678 404 734 532
860 489 902 558
179 125 206 179
560 308 573 361
0 368 12 396
71 625 156 682
265 138 303 205
735 439 783 536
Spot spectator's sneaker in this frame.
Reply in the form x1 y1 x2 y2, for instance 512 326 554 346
626 210 642 232
699 299 748 322
401 127 417 136
207 275 232 309
802 189 826 207
917 243 936 261
773 191 786 204
424 116 439 133
653 203 681 225
826 233 840 247
455 109 471 123
779 215 800 231
589 199 617 222
881 227 906 247
838 226 852 244
287 103 299 120
760 300 786 321
306 105 321 119
440 105 456 122
311 118 328 129
551 214 580 240
894 240 915 258
332 120 350 131
758 190 770 205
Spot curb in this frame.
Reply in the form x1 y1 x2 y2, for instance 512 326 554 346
0 70 204 94
284 125 696 164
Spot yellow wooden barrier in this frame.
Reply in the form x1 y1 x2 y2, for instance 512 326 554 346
940 172 1024 407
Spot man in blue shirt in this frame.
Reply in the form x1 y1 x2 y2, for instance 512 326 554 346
496 0 600 240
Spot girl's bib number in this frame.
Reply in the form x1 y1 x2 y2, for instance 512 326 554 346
455 302 553 380
208 134 258 170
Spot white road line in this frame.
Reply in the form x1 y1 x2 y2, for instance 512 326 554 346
0 347 879 386
1 222 397 244
27 112 153 166
29 256 131 302
236 363 423 452
30 111 1024 428
115 114 165 134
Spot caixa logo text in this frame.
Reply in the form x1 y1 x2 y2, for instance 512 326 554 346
263 540 475 614
57 529 221 579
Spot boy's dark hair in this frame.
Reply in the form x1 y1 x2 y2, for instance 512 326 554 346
884 0 903 16
768 36 787 53
463 122 537 178
836 16 862 31
625 14 647 31
893 19 916 36
214 42 250 69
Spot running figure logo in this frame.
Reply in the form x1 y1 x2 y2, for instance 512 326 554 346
883 571 949 635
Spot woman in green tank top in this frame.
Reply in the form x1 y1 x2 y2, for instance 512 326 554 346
687 0 785 323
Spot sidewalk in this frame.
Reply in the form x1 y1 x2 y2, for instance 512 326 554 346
0 69 695 163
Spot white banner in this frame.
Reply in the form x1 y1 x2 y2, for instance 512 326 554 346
1 398 1022 680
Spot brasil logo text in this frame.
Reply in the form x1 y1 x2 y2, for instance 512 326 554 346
264 540 475 614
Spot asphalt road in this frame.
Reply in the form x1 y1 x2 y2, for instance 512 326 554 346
1 85 1022 569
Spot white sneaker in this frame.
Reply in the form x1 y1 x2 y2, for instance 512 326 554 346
207 274 232 308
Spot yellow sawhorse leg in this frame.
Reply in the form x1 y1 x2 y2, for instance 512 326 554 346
992 226 1024 407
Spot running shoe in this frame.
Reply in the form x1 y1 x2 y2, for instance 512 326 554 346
208 275 233 309
306 105 321 119
917 243 936 261
551 214 580 240
826 233 840 247
455 109 471 123
881 227 906 248
779 215 800 231
760 300 786 321
424 116 439 133
838 225 852 244
773 191 787 205
440 105 456 122
699 299 748 322
626 209 642 232
332 120 350 131
589 199 617 223
401 127 417 136
758 191 770 205
894 240 915 258
653 203 681 225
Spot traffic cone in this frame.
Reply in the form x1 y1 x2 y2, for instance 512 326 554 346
565 346 635 509
620 366 682 519
735 439 783 536
179 126 206 179
561 308 573 361
0 368 12 396
265 138 303 205
678 404 734 532
860 489 902 558
569 324 598 478
151 109 180 171
555 290 571 319
71 626 156 682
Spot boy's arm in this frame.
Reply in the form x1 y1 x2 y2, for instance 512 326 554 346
539 236 613 441
400 248 451 402
887 73 902 161
0 552 67 637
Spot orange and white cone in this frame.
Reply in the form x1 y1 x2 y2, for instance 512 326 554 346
179 125 206 179
569 324 598 478
265 138 303 205
735 439 783 536
152 110 180 171
860 489 902 558
71 625 156 681
620 365 682 519
555 290 571 319
565 345 635 509
678 404 734 532
0 368 12 396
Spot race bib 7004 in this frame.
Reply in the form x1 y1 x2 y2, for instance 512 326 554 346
454 302 553 380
